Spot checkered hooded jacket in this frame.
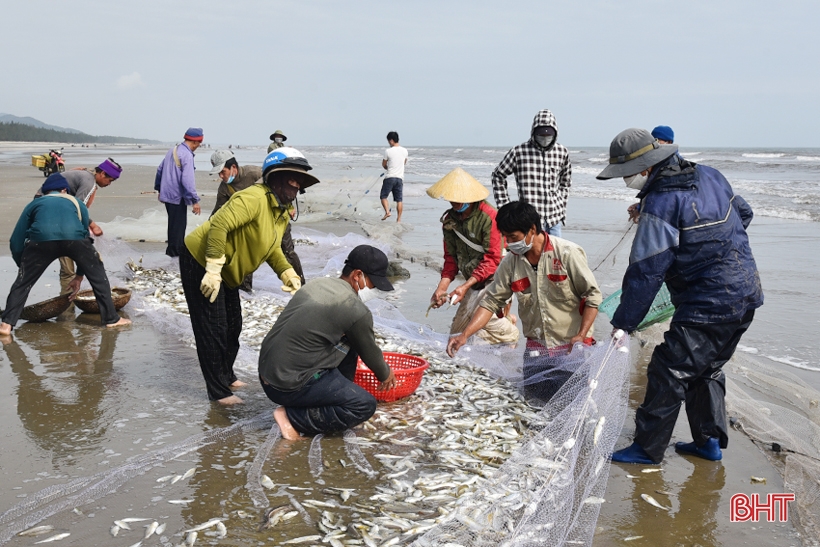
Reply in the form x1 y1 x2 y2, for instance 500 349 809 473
491 109 572 229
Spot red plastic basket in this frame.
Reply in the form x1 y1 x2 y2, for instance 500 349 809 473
354 352 429 402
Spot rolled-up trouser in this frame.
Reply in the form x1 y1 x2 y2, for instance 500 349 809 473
59 256 76 295
634 309 755 463
449 286 519 345
281 223 305 285
179 245 242 401
165 200 188 258
260 350 377 436
2 239 120 326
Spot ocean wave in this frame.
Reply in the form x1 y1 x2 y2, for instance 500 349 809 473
752 207 816 222
742 153 786 159
361 153 382 158
763 354 820 372
795 155 820 162
325 151 348 157
587 157 608 163
573 166 601 175
441 160 496 166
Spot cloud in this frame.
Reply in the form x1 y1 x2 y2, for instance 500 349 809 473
117 72 145 90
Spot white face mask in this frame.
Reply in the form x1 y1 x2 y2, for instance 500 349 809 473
534 135 554 148
274 137 283 144
624 172 649 190
356 273 381 303
507 232 533 255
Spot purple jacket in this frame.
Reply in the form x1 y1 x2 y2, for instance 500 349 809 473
155 142 199 205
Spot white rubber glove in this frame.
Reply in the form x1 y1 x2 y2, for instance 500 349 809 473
200 255 226 303
279 268 302 295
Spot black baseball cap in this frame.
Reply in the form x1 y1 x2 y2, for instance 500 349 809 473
345 245 394 291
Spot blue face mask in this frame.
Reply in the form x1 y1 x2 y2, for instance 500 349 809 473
226 174 235 184
455 203 469 213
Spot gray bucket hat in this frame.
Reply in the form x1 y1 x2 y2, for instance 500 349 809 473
596 128 679 180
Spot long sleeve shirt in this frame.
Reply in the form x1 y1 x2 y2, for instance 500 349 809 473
440 201 502 286
10 194 90 265
480 235 601 347
156 142 199 205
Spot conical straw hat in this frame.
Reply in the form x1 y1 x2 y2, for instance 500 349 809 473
426 167 490 203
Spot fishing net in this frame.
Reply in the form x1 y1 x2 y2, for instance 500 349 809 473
598 283 675 331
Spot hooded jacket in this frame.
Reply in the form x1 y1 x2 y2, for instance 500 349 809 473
611 155 764 332
492 109 572 228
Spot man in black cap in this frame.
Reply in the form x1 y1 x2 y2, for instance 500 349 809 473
258 245 397 439
597 128 763 465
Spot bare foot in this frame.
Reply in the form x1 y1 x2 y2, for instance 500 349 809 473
217 394 244 405
381 211 392 221
0 322 12 336
106 317 132 328
274 407 302 440
230 380 248 389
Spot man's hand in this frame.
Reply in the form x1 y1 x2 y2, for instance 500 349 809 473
446 334 467 358
67 275 84 300
627 203 640 224
377 369 397 392
449 284 469 306
431 288 448 309
89 221 103 236
569 334 585 346
192 203 201 215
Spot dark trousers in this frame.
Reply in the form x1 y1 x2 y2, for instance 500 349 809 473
179 246 241 401
521 339 587 403
260 350 377 436
634 309 755 463
2 239 119 326
281 223 305 285
165 201 188 257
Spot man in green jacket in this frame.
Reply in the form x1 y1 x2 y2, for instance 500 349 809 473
180 147 320 405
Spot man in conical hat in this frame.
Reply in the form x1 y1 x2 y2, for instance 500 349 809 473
427 168 519 345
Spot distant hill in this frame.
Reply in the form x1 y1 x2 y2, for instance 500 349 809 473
0 113 84 134
0 114 160 144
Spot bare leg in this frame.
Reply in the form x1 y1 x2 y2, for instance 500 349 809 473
274 406 302 440
231 380 248 388
105 317 132 328
217 394 244 405
396 201 403 223
380 198 391 220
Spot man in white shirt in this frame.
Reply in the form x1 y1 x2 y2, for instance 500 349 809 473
380 131 408 222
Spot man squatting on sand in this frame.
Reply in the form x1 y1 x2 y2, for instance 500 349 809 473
258 245 397 440
1 173 131 336
426 167 519 344
448 201 601 402
598 128 764 464
208 149 306 292
180 147 315 405
33 158 123 296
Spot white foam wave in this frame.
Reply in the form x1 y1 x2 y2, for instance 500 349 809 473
441 160 496 166
795 155 820 162
361 153 382 158
587 157 608 163
752 207 816 222
742 153 785 159
763 354 820 372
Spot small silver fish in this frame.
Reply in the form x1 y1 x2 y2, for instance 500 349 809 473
261 475 275 489
18 525 54 537
156 474 175 483
641 493 670 511
283 536 322 545
110 525 120 537
120 518 151 523
215 522 227 539
114 520 132 530
155 523 167 535
184 518 223 533
168 499 194 505
181 467 196 480
641 468 662 473
145 521 159 538
186 531 197 547
593 416 606 446
582 496 605 504
624 536 644 541
34 533 71 544
750 476 767 484
170 474 183 484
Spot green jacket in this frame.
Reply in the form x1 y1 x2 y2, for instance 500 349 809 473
185 184 292 288
441 201 502 286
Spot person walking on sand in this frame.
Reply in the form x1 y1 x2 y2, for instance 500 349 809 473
34 158 123 296
181 147 320 405
598 128 763 465
446 201 601 403
380 131 408 222
427 168 519 345
492 109 571 236
155 127 203 257
267 129 287 153
0 174 131 338
258 245 397 440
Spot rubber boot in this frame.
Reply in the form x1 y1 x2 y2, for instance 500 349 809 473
611 442 657 464
675 437 723 461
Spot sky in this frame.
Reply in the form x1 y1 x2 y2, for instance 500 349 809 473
1 0 817 147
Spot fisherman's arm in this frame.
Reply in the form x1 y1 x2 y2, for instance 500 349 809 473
464 209 502 287
347 315 396 390
179 149 200 208
9 206 32 266
491 150 516 207
733 194 754 229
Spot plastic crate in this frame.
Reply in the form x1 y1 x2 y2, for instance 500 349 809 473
354 352 429 402
31 155 46 168
599 283 675 331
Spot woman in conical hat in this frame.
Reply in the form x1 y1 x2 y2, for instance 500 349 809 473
427 168 519 345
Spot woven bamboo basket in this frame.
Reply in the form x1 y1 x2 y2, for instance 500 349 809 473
73 287 132 313
19 294 72 322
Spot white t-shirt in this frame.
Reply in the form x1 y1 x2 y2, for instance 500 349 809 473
384 145 408 179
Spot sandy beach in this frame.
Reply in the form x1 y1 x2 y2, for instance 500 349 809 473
0 155 816 546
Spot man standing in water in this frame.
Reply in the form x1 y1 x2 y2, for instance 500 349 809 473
380 131 408 222
427 168 519 344
155 127 203 257
34 158 123 295
492 109 571 236
447 201 600 402
180 147 318 405
598 128 763 464
259 245 396 440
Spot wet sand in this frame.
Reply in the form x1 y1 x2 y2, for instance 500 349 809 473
0 160 811 546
